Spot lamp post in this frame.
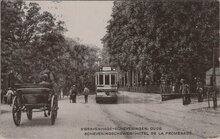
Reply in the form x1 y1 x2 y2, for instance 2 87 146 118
212 47 216 87
212 47 219 108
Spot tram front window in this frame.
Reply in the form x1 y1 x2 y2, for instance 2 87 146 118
99 74 103 85
105 75 109 85
111 74 115 85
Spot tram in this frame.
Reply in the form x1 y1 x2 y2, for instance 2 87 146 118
95 67 118 103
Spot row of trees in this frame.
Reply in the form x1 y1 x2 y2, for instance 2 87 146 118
1 0 99 93
102 0 219 85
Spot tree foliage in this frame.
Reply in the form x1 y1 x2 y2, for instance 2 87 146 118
1 0 99 93
102 0 219 83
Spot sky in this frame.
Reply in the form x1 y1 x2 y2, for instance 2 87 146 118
29 1 114 48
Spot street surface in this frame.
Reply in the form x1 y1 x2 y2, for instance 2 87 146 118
0 91 220 139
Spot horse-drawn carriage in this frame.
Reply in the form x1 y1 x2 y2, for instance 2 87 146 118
12 83 58 126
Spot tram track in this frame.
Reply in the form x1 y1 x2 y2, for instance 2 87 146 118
99 104 133 139
117 104 211 139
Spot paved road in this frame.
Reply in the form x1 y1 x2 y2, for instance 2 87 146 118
0 91 220 139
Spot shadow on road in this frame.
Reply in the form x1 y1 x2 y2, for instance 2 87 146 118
0 110 10 114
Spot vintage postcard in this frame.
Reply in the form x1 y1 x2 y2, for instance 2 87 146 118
0 0 219 139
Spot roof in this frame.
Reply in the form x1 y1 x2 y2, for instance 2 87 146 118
206 67 220 76
95 71 118 74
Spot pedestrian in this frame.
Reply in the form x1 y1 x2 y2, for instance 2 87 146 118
8 70 15 88
83 85 90 103
6 87 14 105
60 89 64 99
2 89 7 104
160 75 166 94
69 89 72 103
180 79 191 105
1 89 4 104
171 82 175 94
196 80 204 102
69 85 77 103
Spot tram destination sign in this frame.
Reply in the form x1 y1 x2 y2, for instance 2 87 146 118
101 67 115 71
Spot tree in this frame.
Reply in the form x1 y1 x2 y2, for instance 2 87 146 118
1 0 100 94
59 38 99 93
102 0 219 84
1 0 66 82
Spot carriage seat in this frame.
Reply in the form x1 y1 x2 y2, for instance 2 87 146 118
39 81 53 89
16 87 52 104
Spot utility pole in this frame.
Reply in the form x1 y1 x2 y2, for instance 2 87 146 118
212 47 218 108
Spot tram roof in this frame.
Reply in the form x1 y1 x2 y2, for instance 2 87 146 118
95 71 118 74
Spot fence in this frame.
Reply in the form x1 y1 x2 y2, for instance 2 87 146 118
119 85 161 94
119 85 182 101
119 85 182 94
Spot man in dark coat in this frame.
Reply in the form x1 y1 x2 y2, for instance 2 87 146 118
83 85 90 103
8 70 15 88
69 85 77 103
180 79 191 105
196 80 204 102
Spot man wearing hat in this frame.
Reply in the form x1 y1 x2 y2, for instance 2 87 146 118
83 85 90 103
69 85 77 103
180 78 191 105
39 74 52 88
196 79 204 102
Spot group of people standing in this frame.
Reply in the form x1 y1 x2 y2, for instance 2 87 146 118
180 78 205 105
161 76 206 105
69 85 90 103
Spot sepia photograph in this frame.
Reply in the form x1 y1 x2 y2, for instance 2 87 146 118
0 0 219 139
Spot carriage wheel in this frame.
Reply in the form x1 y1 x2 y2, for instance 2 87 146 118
12 96 22 126
26 109 33 120
54 95 58 119
51 95 58 125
